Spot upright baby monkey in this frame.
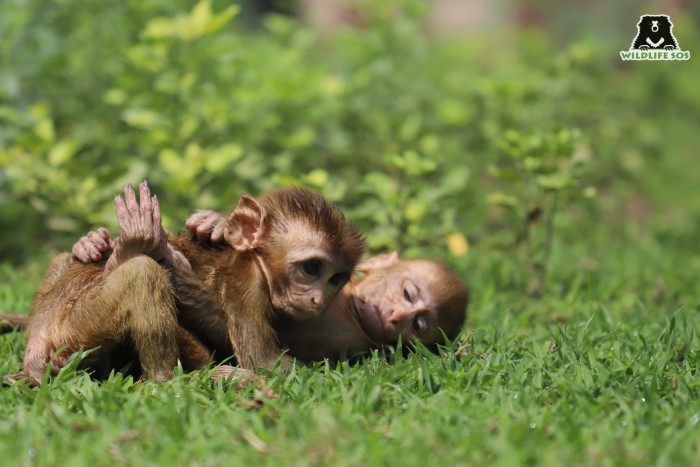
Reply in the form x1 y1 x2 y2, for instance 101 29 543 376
17 182 365 385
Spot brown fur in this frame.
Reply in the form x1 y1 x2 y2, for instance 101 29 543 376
257 187 366 267
7 184 364 385
418 260 469 342
22 253 180 384
170 186 365 370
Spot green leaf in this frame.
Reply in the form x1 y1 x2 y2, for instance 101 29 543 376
440 166 470 192
487 166 519 183
305 169 329 187
206 5 239 35
536 173 571 190
122 108 163 129
182 0 212 41
48 139 77 167
486 192 518 207
205 144 244 173
142 17 177 40
34 119 55 142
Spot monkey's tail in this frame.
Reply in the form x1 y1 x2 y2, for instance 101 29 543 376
0 313 28 333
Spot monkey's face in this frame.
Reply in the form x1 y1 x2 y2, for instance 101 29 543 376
262 222 353 320
351 261 443 346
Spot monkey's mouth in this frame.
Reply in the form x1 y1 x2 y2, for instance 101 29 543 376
285 306 318 321
351 296 384 346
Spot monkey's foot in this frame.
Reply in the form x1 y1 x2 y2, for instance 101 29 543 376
2 373 40 388
192 365 277 399
211 365 261 389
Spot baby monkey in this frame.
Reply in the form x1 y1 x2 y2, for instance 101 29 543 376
12 182 365 385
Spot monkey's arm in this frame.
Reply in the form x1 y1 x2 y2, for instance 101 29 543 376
218 260 294 372
170 265 232 357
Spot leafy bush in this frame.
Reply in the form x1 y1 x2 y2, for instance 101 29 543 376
1 0 698 282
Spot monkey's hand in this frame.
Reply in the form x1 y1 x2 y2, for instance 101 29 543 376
73 226 191 272
105 181 168 275
185 210 228 246
72 227 115 263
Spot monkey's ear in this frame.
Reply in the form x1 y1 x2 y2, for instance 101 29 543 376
357 251 400 274
225 195 266 251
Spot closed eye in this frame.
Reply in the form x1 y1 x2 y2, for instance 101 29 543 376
403 281 417 303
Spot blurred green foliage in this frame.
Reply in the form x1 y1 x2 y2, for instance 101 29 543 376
1 0 699 286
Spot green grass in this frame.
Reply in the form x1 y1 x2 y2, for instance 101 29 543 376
1 2 699 464
1 229 698 466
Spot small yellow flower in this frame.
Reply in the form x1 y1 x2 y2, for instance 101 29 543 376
446 233 469 257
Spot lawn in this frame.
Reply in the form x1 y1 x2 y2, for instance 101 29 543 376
1 217 698 465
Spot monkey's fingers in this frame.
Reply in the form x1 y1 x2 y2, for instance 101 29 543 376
185 210 212 230
123 183 140 218
114 194 132 232
88 230 112 252
139 181 153 232
187 210 227 245
96 227 112 242
210 224 226 245
152 195 163 237
194 219 216 243
72 237 96 262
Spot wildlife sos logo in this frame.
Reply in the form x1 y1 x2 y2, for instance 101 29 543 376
620 14 690 61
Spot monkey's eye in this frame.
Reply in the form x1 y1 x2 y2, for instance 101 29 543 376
300 259 322 277
329 272 350 287
403 282 417 303
413 315 427 335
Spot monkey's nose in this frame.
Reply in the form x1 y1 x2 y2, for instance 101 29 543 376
388 306 412 325
309 292 324 308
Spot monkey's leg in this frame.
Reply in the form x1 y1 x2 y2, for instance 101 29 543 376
48 256 180 383
177 327 213 372
11 253 84 384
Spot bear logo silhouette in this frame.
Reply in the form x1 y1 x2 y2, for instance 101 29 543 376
630 14 678 50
